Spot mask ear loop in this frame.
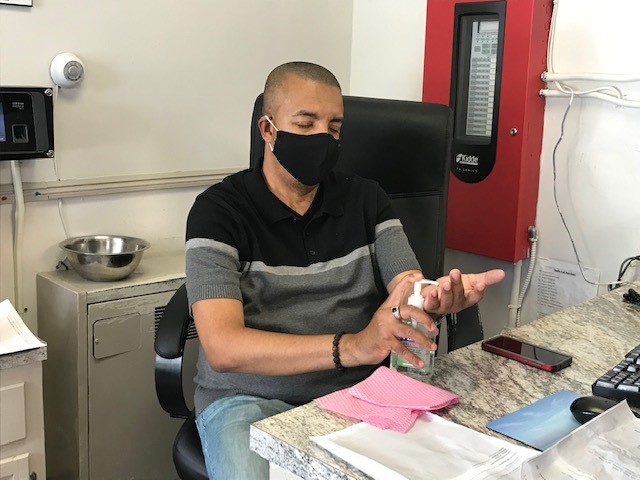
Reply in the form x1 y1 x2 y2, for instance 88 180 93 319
263 115 278 152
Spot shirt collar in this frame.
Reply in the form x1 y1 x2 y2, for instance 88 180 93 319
245 158 344 224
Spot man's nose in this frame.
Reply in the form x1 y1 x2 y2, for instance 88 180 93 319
317 123 339 138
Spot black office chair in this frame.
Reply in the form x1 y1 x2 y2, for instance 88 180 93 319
155 94 481 479
154 283 208 480
251 94 483 351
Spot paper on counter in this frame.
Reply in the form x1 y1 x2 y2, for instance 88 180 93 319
311 412 537 480
521 401 640 480
0 299 45 355
313 400 640 480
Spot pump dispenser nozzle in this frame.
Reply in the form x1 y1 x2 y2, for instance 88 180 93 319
409 279 439 308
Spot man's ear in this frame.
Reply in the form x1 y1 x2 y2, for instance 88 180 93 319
257 115 275 144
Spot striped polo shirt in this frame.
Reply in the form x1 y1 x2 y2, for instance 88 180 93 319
185 161 420 412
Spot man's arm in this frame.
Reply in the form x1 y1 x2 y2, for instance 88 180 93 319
193 297 335 375
192 273 437 375
193 268 505 376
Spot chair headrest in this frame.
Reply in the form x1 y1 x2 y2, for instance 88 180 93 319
250 93 453 195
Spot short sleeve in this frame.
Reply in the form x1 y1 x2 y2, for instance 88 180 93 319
185 190 243 307
373 186 421 287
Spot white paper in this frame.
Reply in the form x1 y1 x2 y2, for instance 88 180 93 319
521 401 640 480
313 403 640 480
311 412 538 480
0 299 45 355
0 0 33 6
527 257 599 320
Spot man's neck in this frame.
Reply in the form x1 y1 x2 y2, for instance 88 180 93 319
262 155 318 216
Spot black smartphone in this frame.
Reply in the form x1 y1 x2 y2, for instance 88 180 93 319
481 335 572 372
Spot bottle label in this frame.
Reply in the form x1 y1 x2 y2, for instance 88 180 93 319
397 339 424 367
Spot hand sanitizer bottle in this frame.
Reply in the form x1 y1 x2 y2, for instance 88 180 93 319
390 280 439 379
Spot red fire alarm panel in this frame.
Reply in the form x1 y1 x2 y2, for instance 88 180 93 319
423 0 552 262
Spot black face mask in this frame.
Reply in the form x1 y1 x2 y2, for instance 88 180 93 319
266 116 341 186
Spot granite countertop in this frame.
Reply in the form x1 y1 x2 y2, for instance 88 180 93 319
0 343 47 370
250 283 640 479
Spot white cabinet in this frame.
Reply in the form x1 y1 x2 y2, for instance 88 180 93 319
36 254 198 480
0 346 47 480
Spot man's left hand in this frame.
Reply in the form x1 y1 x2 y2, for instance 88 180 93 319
423 268 505 315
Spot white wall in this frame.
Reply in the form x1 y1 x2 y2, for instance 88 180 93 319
529 0 640 296
350 0 427 101
0 0 354 332
350 0 640 338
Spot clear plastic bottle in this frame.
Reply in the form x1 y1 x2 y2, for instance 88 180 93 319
390 280 438 379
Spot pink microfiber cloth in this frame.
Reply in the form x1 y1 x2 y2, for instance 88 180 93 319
315 366 459 432
349 366 460 410
315 388 422 432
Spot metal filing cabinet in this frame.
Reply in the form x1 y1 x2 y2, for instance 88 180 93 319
36 253 198 480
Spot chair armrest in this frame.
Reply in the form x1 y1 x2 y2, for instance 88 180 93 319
155 283 191 359
154 283 193 418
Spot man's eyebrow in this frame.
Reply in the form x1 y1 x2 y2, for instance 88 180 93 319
292 110 343 123
292 110 319 119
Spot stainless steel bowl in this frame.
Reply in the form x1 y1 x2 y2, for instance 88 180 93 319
59 235 151 281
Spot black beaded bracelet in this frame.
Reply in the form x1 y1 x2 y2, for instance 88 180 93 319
332 332 346 371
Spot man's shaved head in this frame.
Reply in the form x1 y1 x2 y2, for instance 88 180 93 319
263 61 341 115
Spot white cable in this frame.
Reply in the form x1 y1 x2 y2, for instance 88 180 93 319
52 85 61 180
540 89 640 108
53 156 61 179
543 72 640 83
51 84 70 239
58 199 70 239
554 81 623 100
550 90 626 287
10 161 25 313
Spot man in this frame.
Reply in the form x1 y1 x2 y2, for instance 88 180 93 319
186 61 505 479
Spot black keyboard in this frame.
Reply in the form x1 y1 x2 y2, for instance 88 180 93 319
592 344 640 407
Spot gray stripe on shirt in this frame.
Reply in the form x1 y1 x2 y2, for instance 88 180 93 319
375 218 402 236
246 245 373 276
186 237 239 260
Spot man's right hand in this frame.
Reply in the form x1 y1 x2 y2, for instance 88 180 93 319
340 272 439 368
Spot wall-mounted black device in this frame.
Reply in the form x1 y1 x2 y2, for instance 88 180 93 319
0 87 54 161
449 1 506 183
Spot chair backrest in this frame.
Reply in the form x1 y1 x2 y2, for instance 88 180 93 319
250 94 453 281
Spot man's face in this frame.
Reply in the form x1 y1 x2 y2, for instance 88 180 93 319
270 74 343 140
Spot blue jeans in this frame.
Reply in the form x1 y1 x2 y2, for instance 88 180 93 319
195 394 295 480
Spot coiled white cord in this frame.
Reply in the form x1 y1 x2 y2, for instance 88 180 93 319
515 229 537 327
